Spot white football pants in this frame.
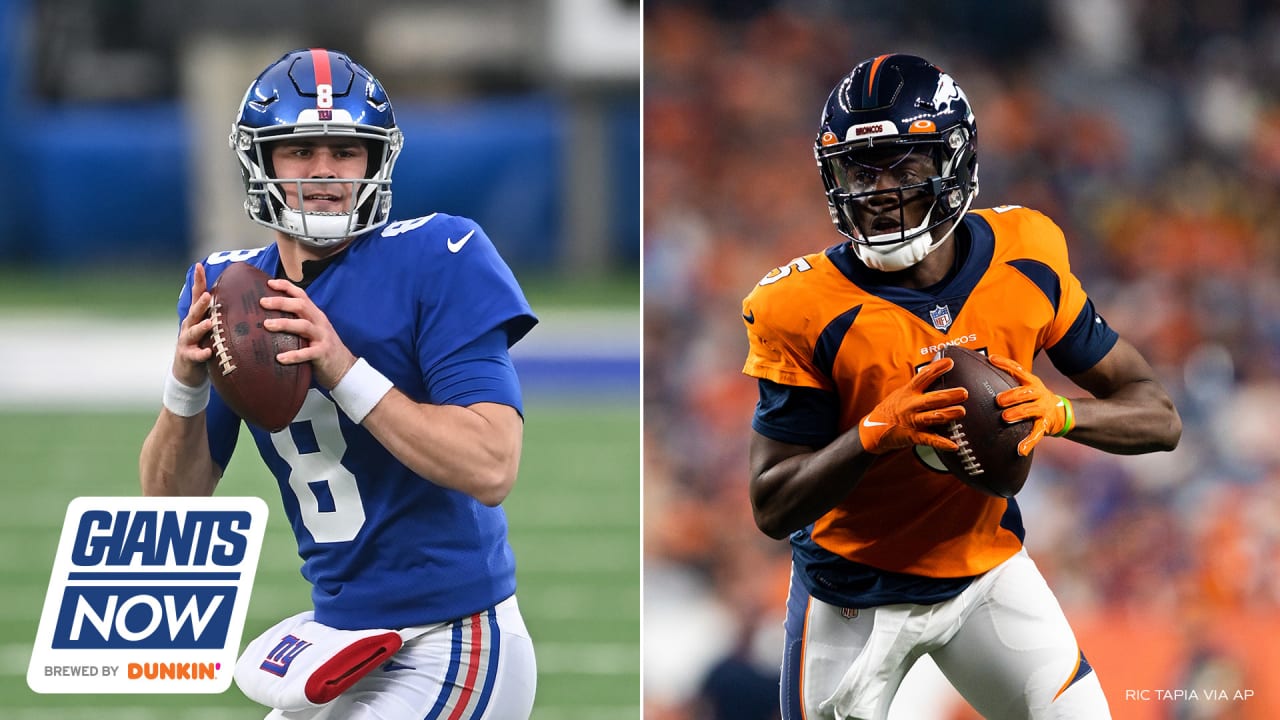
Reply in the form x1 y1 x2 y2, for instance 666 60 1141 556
264 595 536 720
782 549 1110 720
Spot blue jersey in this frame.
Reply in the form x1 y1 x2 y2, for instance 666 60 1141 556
176 213 537 630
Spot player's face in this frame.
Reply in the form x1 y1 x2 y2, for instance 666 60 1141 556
269 138 370 214
831 147 937 235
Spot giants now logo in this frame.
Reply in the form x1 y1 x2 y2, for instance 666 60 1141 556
28 497 267 694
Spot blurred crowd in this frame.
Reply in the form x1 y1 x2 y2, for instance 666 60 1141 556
642 1 1280 717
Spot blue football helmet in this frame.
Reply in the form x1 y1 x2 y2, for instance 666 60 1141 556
231 48 403 247
816 54 978 271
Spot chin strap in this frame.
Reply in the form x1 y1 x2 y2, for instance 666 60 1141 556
853 210 938 271
279 209 358 247
851 191 973 271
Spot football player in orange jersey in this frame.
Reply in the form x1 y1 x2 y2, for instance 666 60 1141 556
743 54 1181 720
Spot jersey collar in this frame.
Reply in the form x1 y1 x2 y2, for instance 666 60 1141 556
826 213 997 332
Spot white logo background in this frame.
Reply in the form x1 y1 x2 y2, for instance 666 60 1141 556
28 496 267 694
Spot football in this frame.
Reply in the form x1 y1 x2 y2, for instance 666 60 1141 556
202 262 311 432
927 346 1034 497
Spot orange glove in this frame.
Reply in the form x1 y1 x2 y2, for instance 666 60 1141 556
988 355 1075 457
858 357 968 454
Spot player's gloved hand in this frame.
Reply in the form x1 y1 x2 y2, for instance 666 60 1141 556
858 358 968 454
988 355 1073 457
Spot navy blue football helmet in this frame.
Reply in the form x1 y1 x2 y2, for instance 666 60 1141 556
816 54 978 271
231 48 403 246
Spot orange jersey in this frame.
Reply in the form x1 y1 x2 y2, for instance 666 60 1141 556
743 206 1117 587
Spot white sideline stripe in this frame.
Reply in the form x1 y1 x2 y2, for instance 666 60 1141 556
0 315 172 409
0 310 638 409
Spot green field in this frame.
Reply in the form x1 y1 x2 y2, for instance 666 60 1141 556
0 401 640 719
0 267 640 318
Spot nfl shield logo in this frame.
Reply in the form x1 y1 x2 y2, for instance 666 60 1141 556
930 304 953 331
841 608 859 619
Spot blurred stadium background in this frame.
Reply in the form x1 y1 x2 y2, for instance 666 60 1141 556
0 0 639 718
644 2 1280 719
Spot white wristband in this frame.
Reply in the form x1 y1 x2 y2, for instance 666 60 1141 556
330 358 393 424
163 372 210 417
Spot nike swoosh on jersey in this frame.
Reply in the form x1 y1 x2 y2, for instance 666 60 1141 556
862 417 889 427
446 230 476 254
743 310 755 324
381 660 416 672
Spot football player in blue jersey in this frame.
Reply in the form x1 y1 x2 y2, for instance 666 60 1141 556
140 48 537 719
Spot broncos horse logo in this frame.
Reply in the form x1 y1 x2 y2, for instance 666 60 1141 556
931 73 967 114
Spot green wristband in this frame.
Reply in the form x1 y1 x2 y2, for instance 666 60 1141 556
1053 396 1075 437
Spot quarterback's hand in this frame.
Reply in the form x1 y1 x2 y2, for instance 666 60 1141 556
261 279 358 390
989 355 1069 457
172 262 214 386
858 358 968 454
